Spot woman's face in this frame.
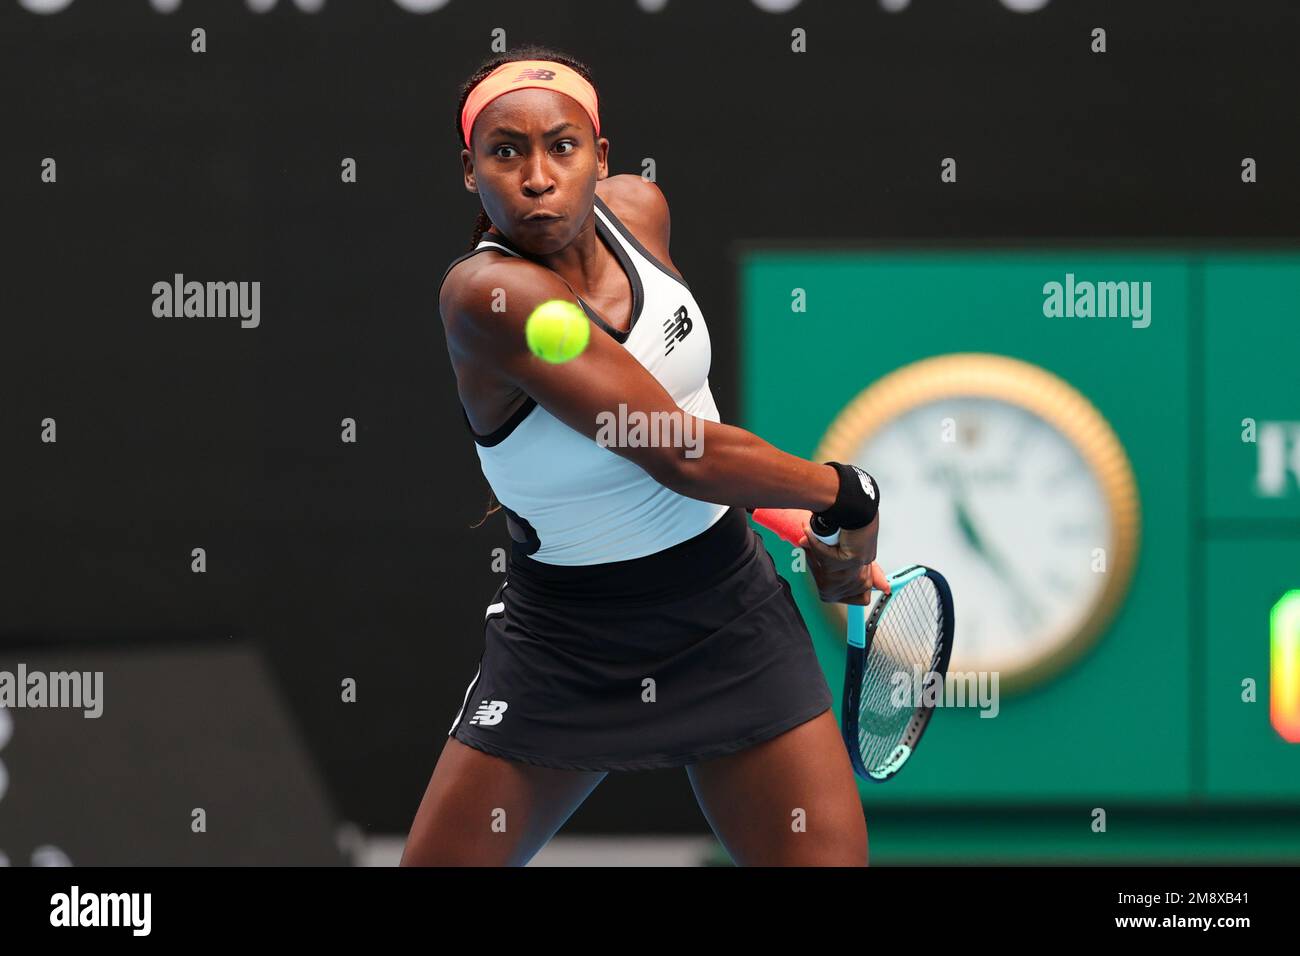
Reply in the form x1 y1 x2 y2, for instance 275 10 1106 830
462 88 609 254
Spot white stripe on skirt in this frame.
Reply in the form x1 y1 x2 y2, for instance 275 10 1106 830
447 582 506 734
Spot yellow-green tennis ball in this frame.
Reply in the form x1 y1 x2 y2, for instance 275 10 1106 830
525 299 590 364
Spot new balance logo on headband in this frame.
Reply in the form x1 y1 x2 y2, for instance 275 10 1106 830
663 305 693 355
470 700 509 726
514 68 556 82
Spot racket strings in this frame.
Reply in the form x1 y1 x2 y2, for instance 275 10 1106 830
856 577 943 770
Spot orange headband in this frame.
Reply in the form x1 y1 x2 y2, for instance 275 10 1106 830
461 59 601 149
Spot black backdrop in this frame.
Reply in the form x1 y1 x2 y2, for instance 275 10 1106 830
2 0 1297 837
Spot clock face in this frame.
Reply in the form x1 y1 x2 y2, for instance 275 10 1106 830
852 397 1113 684
814 354 1140 691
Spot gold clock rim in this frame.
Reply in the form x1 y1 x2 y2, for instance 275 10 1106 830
810 352 1141 695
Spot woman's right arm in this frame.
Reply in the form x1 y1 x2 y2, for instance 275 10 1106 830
443 257 882 589
442 257 844 515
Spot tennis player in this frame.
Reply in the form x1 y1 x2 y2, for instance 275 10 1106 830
401 46 888 867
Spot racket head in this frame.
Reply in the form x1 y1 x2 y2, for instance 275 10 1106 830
841 564 955 783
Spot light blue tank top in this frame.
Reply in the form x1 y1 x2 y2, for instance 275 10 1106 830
438 193 728 565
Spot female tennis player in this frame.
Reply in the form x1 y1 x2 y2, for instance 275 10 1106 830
401 46 888 867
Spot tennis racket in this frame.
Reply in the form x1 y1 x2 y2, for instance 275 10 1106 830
750 507 955 782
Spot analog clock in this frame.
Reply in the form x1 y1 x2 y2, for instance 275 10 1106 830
813 353 1140 693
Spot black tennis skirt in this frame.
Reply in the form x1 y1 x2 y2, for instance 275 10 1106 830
446 506 834 772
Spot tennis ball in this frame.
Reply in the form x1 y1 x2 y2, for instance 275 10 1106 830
525 299 590 364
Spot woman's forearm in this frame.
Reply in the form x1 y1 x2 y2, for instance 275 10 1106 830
666 418 841 512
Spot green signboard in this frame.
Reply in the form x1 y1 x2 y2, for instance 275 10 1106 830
739 248 1300 858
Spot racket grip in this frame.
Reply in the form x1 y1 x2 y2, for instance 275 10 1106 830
809 512 841 544
750 507 840 546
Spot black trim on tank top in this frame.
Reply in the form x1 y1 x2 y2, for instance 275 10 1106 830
460 397 537 447
442 195 662 447
500 503 542 556
441 247 538 447
592 193 693 294
480 211 644 344
437 246 495 302
585 210 643 342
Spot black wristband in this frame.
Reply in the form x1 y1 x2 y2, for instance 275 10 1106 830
813 461 880 532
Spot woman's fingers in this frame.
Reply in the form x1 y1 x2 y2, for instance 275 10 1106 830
798 519 830 557
837 567 878 606
799 518 856 568
868 561 891 595
819 562 890 604
799 520 890 604
820 566 866 603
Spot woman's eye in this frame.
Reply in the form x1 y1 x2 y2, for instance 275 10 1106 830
494 141 574 158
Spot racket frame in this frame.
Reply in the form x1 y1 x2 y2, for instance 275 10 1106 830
842 564 955 782
746 508 955 783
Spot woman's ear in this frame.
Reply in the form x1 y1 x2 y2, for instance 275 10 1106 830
461 149 478 193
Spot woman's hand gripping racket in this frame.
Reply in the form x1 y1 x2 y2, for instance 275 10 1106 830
750 507 955 783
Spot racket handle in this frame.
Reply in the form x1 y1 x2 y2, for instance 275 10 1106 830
750 507 840 546
809 512 841 545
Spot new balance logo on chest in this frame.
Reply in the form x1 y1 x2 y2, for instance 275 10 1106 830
663 304 693 355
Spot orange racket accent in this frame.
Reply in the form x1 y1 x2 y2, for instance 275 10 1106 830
750 507 813 546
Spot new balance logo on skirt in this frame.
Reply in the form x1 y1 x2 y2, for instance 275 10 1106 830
470 700 508 726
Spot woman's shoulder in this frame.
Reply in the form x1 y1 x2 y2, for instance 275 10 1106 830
596 174 685 284
438 248 556 330
597 174 671 247
440 173 679 318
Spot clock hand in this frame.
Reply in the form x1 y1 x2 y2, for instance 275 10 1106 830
954 495 1021 588
948 466 1046 627
947 463 1000 564
958 497 1045 629
953 493 991 557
